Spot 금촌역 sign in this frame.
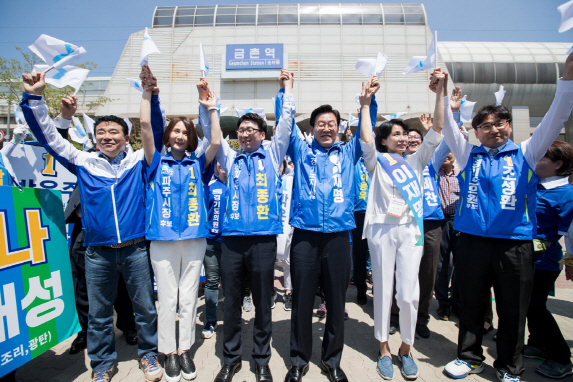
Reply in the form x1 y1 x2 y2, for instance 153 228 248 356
0 187 80 377
226 44 283 70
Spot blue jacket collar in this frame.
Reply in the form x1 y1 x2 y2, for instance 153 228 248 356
473 139 518 155
236 144 267 160
311 139 343 154
161 151 195 164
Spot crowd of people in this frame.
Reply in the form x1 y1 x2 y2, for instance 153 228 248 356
1 52 572 382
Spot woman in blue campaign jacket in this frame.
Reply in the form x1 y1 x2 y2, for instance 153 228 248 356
140 71 221 382
526 141 573 378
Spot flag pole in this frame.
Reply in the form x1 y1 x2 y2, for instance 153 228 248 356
42 65 54 74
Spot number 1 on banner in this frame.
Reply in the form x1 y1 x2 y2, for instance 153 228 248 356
41 153 56 177
383 153 397 166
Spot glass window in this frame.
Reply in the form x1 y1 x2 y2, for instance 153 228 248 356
383 5 403 13
384 13 404 24
405 13 424 25
495 63 516 83
321 14 340 25
453 62 474 83
176 7 195 16
362 5 382 24
175 16 194 26
153 17 172 27
194 15 214 26
300 7 319 25
342 13 361 24
217 6 236 15
237 6 256 15
237 14 256 25
216 14 235 25
474 62 495 83
258 5 277 14
155 7 175 17
196 6 215 15
536 63 557 84
558 63 565 78
403 5 424 14
258 14 277 24
279 5 298 14
278 13 298 25
515 63 537 84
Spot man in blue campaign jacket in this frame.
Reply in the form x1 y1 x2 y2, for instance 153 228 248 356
441 56 573 382
20 72 165 382
201 71 294 382
284 79 377 382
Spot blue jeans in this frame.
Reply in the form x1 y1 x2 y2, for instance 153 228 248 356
85 241 158 371
204 239 222 323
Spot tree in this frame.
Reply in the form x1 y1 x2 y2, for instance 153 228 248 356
0 46 114 131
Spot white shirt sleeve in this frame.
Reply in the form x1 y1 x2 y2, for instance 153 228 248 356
269 93 295 173
359 139 378 175
443 96 474 170
199 104 235 174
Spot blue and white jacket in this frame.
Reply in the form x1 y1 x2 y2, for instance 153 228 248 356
442 79 573 240
354 157 370 213
206 176 228 241
0 152 17 187
201 92 295 236
422 140 451 221
288 96 377 232
20 93 165 246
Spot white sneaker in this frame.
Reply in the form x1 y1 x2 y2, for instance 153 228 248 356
496 369 521 382
444 358 484 379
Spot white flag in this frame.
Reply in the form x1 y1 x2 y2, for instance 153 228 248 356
558 0 573 32
29 34 86 71
338 120 348 134
348 113 359 127
355 52 388 77
199 43 209 77
403 31 437 74
235 107 266 121
567 45 573 56
33 64 89 90
459 95 477 123
382 112 407 121
13 105 25 125
82 113 96 143
494 85 506 106
355 93 361 106
127 78 144 92
140 27 160 66
124 118 133 136
69 116 89 144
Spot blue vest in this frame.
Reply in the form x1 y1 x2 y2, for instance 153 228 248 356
223 145 283 236
354 157 370 212
145 152 210 241
423 161 444 220
0 155 13 187
206 177 227 241
454 140 539 240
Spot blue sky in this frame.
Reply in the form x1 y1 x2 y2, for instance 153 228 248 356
0 0 571 77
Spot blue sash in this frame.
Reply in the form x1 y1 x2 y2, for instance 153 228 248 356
377 152 424 245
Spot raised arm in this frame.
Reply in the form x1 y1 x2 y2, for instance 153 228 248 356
141 65 167 154
358 76 380 172
430 70 446 135
270 69 295 172
353 77 378 163
139 66 156 166
198 90 221 168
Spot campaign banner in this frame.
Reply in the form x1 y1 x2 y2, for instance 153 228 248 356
7 144 77 208
226 44 283 70
277 175 293 260
0 187 80 377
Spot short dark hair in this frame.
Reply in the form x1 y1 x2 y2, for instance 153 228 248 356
471 104 512 130
164 117 199 153
237 113 267 133
408 126 424 142
310 104 340 127
375 119 409 152
544 140 573 176
94 115 129 136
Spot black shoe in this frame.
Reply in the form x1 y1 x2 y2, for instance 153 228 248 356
69 332 87 354
416 324 430 339
283 293 293 311
389 322 399 335
255 364 273 382
165 353 181 382
180 351 197 380
451 305 460 317
284 364 309 382
437 304 450 321
366 271 373 285
320 360 348 382
356 292 367 306
349 277 355 285
214 362 241 382
124 329 138 345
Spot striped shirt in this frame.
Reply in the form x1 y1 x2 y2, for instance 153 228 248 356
439 166 460 216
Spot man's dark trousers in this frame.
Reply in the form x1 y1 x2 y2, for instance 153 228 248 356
456 233 534 375
351 212 368 295
221 235 276 366
290 229 351 368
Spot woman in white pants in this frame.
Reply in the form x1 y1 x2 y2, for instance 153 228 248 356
358 72 447 380
140 67 221 382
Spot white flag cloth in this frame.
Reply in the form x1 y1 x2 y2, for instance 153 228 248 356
29 34 86 71
124 118 133 136
567 45 573 56
494 85 506 106
199 43 209 77
403 31 437 74
338 121 348 134
355 52 388 77
69 117 89 144
459 95 477 123
558 0 573 32
33 64 89 90
13 105 25 125
235 107 267 121
82 113 96 143
348 113 359 127
382 112 407 121
355 93 361 107
127 78 144 92
140 27 160 66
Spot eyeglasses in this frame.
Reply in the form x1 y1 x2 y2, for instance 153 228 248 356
477 120 509 132
408 135 421 141
315 121 337 129
237 127 263 135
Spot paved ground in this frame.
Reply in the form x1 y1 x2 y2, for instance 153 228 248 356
12 262 573 382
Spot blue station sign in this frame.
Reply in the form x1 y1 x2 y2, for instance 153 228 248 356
226 44 283 70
